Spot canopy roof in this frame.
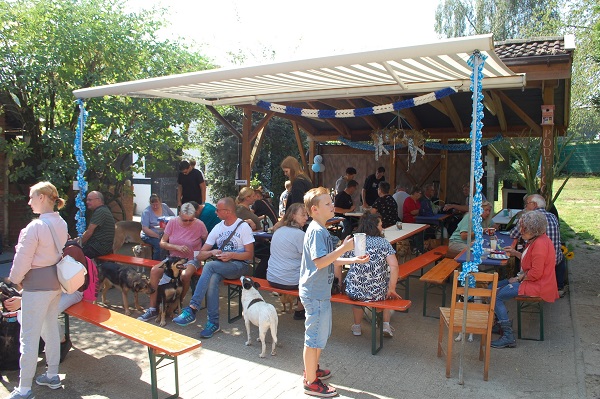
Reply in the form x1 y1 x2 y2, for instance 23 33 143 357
73 34 574 142
73 34 523 106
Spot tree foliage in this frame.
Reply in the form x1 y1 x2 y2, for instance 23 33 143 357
0 0 214 227
201 108 307 205
434 0 563 41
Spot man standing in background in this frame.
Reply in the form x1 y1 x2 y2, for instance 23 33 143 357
177 160 206 207
362 166 385 207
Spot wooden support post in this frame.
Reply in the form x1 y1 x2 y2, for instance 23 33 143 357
439 139 448 202
241 109 252 185
540 84 556 199
309 139 316 185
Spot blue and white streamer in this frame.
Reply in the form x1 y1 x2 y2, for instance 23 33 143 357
256 87 457 118
459 51 487 288
74 99 88 236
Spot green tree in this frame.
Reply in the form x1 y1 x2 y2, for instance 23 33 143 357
201 108 307 205
0 0 214 231
434 0 564 40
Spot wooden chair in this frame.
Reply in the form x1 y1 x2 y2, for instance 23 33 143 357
437 270 498 381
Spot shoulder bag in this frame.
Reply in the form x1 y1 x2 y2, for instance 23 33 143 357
43 220 87 294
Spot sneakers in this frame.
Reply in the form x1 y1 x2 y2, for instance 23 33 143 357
351 324 362 336
172 307 197 326
303 366 331 381
137 308 158 322
35 373 62 389
200 321 220 338
383 323 394 338
7 389 34 399
294 310 306 320
303 378 338 397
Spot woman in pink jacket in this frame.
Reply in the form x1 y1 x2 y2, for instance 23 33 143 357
491 211 558 348
8 182 68 398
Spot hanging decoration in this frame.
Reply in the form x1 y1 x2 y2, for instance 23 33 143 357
337 134 503 152
74 99 88 236
256 87 457 118
458 51 487 288
369 128 428 167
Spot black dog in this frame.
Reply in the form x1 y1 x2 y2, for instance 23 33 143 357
97 262 155 316
156 257 188 327
0 281 20 310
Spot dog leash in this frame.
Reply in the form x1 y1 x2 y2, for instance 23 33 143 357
246 298 264 309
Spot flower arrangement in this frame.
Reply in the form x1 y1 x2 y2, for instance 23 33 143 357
561 244 574 260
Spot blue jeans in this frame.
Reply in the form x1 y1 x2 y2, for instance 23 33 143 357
555 258 566 290
141 235 163 261
494 279 520 322
189 260 250 324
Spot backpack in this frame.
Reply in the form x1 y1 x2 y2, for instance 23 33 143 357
62 240 98 300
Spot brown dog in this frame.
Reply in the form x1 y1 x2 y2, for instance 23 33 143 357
97 262 155 316
156 257 188 327
396 240 411 264
113 221 143 253
279 294 296 313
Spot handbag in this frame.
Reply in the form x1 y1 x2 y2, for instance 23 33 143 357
43 220 87 294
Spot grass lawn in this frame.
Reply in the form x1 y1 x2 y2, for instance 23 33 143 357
554 175 600 248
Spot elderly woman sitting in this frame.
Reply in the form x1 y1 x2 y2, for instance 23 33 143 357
448 201 493 254
491 211 558 348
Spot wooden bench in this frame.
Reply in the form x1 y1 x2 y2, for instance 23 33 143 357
397 246 448 300
97 254 202 276
223 277 411 355
516 296 544 341
64 301 201 399
419 258 460 317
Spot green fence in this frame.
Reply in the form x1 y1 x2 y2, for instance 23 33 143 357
560 142 600 174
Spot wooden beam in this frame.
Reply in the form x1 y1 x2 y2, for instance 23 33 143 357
292 121 308 173
483 91 496 116
241 109 252 184
540 84 555 198
495 91 542 134
440 97 463 134
250 112 274 142
428 100 448 117
309 139 316 185
439 138 448 202
206 105 242 140
250 128 266 169
490 91 507 132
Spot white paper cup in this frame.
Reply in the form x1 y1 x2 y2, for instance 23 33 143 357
193 251 200 258
490 239 497 251
354 233 366 257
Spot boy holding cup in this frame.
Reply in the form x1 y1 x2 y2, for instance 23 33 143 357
299 187 369 397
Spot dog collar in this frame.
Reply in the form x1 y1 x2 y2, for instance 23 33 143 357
247 298 264 309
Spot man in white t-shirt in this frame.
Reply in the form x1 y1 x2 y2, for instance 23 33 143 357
173 197 254 338
392 185 410 221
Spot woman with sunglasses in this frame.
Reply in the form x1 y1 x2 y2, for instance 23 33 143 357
138 203 208 322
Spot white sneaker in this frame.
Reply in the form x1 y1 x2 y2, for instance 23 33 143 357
351 324 362 336
383 322 394 338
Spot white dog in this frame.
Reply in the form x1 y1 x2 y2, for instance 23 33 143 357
240 276 278 358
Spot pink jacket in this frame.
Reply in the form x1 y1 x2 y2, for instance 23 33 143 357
518 233 558 302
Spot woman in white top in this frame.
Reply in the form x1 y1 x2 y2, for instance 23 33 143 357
267 203 309 320
8 182 68 398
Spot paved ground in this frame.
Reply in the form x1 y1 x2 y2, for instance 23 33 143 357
0 242 594 399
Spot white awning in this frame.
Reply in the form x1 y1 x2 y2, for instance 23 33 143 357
73 34 525 106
